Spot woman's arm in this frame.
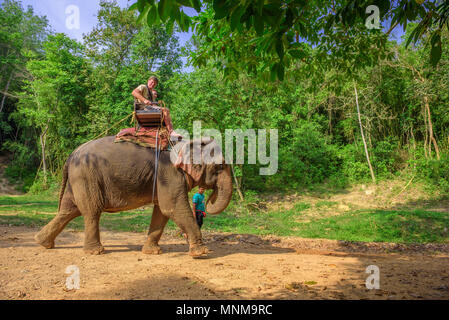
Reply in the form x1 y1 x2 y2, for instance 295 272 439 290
132 88 151 105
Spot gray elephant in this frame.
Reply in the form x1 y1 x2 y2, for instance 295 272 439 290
34 137 232 257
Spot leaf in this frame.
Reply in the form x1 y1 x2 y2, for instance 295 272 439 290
405 2 417 21
230 6 245 31
178 11 186 31
270 63 278 81
254 15 264 36
181 12 192 31
166 18 175 34
375 0 390 16
158 0 172 21
191 0 202 12
137 0 146 12
136 4 151 25
325 15 335 32
176 0 192 6
276 40 284 59
285 8 294 27
289 49 304 59
256 0 264 16
213 0 231 19
128 2 139 11
430 33 442 67
147 5 158 25
277 62 284 81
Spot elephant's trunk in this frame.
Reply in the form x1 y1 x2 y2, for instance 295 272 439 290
206 165 233 214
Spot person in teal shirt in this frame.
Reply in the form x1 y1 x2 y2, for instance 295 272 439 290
192 187 206 228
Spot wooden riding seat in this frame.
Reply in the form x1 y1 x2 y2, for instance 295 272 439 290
134 103 164 128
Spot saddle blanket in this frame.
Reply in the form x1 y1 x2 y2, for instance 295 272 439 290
114 127 170 150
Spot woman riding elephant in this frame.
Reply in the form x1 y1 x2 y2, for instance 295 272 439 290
34 137 232 257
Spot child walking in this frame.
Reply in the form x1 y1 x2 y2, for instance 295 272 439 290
181 187 206 243
192 187 206 228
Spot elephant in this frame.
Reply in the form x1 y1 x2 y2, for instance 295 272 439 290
34 136 232 257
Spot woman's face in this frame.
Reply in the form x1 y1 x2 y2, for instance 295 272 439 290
148 79 158 89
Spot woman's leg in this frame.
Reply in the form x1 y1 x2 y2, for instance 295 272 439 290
162 107 182 139
161 107 173 133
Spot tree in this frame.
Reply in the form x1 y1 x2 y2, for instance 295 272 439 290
130 0 449 79
83 0 183 137
0 0 49 145
16 34 91 180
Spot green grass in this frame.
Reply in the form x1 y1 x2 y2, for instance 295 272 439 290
315 200 338 208
204 205 449 243
0 195 177 232
1 194 448 244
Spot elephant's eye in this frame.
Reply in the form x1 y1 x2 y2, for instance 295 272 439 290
215 164 224 174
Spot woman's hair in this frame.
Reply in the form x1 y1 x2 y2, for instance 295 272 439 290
148 76 159 84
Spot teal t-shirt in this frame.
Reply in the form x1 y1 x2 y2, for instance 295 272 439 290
193 193 205 212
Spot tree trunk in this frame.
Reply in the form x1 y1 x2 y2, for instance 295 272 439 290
423 95 440 160
230 164 244 201
40 126 49 183
423 104 429 159
354 82 376 183
0 72 13 114
402 61 440 160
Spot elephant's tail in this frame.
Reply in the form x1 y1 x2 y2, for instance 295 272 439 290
58 159 69 212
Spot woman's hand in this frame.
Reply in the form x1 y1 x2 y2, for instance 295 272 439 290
143 99 152 105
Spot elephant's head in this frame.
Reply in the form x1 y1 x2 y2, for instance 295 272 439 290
172 138 233 214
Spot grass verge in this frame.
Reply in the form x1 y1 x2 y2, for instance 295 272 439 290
0 194 448 243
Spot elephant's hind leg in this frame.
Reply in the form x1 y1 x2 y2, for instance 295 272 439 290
142 205 168 255
82 214 104 255
72 184 105 255
35 193 81 249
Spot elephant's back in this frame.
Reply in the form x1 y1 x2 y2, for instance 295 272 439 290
69 136 156 170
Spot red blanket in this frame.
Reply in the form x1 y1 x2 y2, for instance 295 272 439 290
114 127 169 149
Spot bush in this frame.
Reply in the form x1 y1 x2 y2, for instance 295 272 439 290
411 151 449 193
371 137 402 178
27 171 61 196
266 121 340 189
337 144 370 182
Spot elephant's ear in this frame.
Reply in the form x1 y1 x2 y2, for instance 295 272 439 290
174 143 205 182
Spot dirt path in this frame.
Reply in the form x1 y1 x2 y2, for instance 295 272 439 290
0 225 448 300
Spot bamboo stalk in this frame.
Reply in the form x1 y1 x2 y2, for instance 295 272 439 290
354 81 376 183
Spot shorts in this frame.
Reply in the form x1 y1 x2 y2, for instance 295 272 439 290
195 211 204 228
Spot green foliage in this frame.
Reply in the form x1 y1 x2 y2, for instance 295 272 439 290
269 121 340 189
131 0 447 80
1 0 183 190
411 152 449 193
2 0 449 202
336 144 370 182
371 137 401 178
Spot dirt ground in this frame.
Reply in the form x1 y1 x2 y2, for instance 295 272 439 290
0 225 448 300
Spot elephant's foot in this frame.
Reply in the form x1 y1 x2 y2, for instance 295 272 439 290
83 244 105 255
34 232 55 249
142 244 162 255
189 244 209 257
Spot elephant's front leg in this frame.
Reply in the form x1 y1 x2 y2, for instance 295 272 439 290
169 205 209 257
142 205 168 255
